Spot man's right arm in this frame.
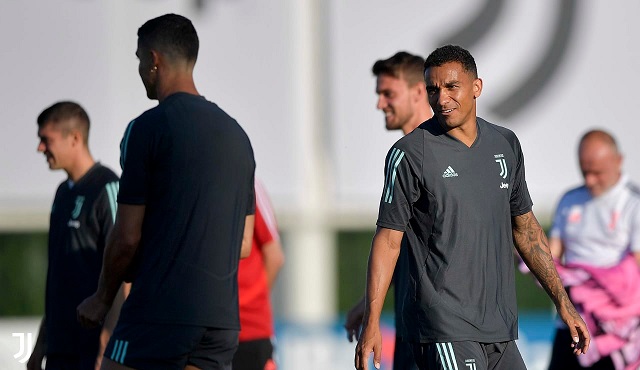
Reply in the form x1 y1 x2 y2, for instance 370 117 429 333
355 227 404 370
26 317 46 370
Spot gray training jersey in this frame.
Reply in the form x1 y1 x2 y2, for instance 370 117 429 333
377 117 533 343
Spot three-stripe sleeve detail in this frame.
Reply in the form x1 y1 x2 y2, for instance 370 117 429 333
110 340 129 364
120 119 136 170
436 342 459 370
105 181 119 223
384 148 405 203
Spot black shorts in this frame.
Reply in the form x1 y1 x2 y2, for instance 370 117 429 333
45 354 96 370
547 328 613 370
105 322 238 370
394 337 419 370
412 341 526 370
232 338 276 370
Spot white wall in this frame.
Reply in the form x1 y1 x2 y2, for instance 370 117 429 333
329 0 640 222
2 0 640 229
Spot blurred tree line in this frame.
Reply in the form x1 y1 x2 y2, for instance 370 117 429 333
0 230 551 316
0 233 47 315
336 230 553 314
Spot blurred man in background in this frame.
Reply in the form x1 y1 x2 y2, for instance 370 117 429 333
547 130 640 370
76 14 255 370
355 45 589 370
29 101 126 370
345 51 431 370
233 180 285 370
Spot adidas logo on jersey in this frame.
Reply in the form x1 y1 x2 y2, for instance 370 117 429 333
442 166 459 178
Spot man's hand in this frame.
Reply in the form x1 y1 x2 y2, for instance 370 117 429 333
354 227 402 369
77 293 111 329
354 322 382 370
345 297 365 342
557 300 590 355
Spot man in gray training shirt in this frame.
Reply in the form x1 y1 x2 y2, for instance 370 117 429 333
354 45 590 370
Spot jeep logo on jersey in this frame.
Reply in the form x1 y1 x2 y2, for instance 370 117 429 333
494 154 508 179
71 196 85 219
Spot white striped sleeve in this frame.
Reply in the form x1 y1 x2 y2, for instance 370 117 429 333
255 179 280 241
105 181 119 223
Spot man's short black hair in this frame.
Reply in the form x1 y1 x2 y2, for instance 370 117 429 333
138 13 199 63
424 45 478 79
37 101 90 143
372 51 425 86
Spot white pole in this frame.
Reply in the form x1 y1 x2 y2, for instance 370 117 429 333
283 0 336 324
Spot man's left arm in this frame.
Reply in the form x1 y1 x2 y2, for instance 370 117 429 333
77 204 144 328
262 240 284 288
512 210 590 355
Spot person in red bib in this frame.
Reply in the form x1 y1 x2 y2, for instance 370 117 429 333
233 180 285 370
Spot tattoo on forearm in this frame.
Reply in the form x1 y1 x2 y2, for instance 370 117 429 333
513 213 570 308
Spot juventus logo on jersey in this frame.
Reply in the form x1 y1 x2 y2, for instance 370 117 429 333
71 196 85 219
494 154 508 179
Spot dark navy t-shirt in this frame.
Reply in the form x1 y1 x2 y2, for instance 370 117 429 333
117 92 255 329
377 117 533 343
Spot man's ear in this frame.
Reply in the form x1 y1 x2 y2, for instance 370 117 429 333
473 78 483 99
413 82 426 103
69 129 82 148
150 49 161 69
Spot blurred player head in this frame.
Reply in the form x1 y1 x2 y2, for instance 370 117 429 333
424 45 482 132
136 14 199 100
578 130 623 197
373 51 431 134
37 101 91 172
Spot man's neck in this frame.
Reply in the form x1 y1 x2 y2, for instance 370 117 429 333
156 70 199 102
66 153 96 183
446 121 478 147
402 107 434 135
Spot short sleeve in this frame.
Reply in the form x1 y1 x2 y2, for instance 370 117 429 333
95 180 119 241
509 136 533 216
254 181 280 248
118 119 150 205
376 146 420 231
